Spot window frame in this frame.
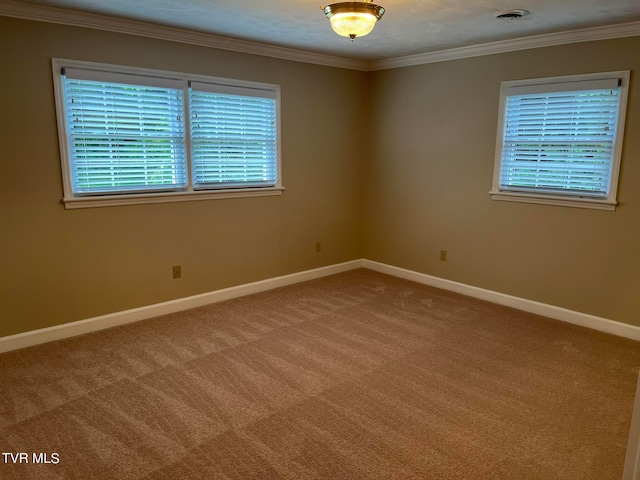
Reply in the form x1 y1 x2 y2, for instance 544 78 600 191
52 58 283 209
490 71 630 211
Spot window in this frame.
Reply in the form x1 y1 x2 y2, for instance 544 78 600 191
491 71 629 211
52 59 282 208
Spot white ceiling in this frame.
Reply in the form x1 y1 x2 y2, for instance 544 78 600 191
7 0 640 61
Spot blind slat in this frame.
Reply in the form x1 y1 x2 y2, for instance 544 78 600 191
505 79 619 96
64 77 187 194
499 86 621 197
190 90 277 188
61 64 279 196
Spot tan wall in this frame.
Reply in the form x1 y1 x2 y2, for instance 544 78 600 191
365 38 640 326
1 15 638 338
0 17 367 337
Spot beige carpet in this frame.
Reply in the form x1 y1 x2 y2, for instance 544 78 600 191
1 269 639 479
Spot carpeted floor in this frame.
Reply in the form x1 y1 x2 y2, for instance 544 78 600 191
1 269 639 479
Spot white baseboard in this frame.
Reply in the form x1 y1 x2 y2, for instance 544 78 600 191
363 260 640 341
2 258 639 354
0 260 364 354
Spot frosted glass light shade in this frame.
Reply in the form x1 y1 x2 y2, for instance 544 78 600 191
330 12 377 38
323 2 385 40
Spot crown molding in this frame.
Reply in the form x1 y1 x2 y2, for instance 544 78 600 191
0 0 369 71
2 1 640 72
369 20 640 70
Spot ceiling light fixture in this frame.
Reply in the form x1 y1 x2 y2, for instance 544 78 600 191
322 0 385 42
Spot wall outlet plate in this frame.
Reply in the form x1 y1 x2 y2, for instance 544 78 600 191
173 265 182 279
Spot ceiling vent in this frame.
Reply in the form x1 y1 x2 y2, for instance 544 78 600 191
494 9 530 20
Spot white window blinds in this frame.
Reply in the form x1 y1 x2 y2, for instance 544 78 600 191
54 59 282 207
63 71 187 195
499 79 622 198
190 81 277 189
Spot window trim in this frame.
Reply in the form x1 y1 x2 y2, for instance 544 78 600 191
52 58 283 209
490 71 630 211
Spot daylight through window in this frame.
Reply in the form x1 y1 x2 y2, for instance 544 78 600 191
53 59 281 208
491 71 629 210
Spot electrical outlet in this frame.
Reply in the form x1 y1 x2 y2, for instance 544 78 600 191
172 265 181 279
440 250 447 261
315 242 322 253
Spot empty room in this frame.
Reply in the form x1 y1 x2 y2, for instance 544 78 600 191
1 0 639 478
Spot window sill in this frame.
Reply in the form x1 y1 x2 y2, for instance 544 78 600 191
63 187 284 209
489 191 616 211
